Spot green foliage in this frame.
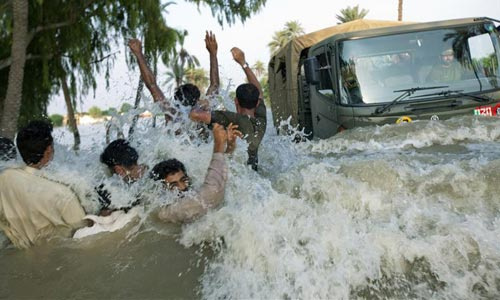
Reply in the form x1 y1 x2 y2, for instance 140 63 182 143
184 67 209 92
1 0 268 126
88 106 103 118
186 0 267 26
268 20 305 54
120 103 133 114
260 74 270 107
102 107 118 116
49 114 64 126
336 5 369 24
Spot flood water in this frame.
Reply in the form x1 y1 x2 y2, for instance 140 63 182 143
1 107 500 299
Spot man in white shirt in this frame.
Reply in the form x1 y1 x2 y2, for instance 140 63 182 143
0 121 86 248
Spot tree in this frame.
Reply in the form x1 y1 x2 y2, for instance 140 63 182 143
1 0 268 141
164 31 200 88
49 114 64 127
398 0 403 21
88 106 102 119
120 103 133 114
1 0 28 138
336 5 369 24
253 60 266 78
184 67 209 92
268 21 305 54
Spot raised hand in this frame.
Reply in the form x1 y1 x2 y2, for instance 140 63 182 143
230 47 246 67
227 123 242 144
205 31 218 55
212 123 228 153
128 39 143 55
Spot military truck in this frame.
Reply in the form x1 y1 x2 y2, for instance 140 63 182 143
268 18 500 138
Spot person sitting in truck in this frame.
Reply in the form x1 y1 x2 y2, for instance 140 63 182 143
426 48 463 83
189 46 267 171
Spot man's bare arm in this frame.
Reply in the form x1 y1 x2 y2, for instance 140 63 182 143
189 106 212 124
205 31 220 96
231 47 263 100
128 39 176 121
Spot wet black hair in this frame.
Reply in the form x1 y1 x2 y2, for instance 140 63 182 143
174 83 200 107
150 159 186 181
235 83 259 109
100 139 138 169
0 136 16 161
16 120 53 165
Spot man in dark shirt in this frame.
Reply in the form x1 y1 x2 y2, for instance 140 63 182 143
190 46 267 170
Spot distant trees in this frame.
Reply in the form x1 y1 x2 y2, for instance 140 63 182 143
88 106 103 119
336 5 369 24
49 114 63 127
268 21 305 54
119 103 133 114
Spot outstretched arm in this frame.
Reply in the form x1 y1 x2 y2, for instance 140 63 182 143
128 39 176 121
231 47 263 100
157 124 228 223
205 31 220 96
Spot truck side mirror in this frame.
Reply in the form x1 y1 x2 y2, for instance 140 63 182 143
304 57 320 85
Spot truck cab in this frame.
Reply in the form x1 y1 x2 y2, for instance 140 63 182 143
269 18 500 138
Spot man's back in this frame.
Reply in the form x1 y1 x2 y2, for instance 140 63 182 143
211 101 267 170
0 167 85 248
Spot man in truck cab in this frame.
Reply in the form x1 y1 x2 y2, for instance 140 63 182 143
426 48 463 83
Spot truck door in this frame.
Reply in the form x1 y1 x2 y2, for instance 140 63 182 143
309 46 341 138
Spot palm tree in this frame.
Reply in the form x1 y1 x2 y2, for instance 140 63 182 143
164 31 200 88
398 0 403 21
184 67 209 92
268 20 305 54
252 60 266 78
336 5 369 24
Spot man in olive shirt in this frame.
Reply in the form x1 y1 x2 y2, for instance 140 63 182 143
427 48 463 83
190 46 267 170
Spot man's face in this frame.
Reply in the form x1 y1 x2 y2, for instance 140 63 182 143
114 164 147 183
441 52 454 66
164 171 190 192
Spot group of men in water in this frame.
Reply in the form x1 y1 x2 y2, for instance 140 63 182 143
0 32 267 248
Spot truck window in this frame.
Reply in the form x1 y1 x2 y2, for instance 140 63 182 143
315 52 334 98
338 23 500 104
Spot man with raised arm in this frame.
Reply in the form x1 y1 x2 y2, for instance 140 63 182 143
151 123 240 223
127 31 220 121
190 46 267 171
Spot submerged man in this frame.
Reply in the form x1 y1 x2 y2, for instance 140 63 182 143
427 48 463 83
151 123 237 223
190 45 267 170
0 121 86 248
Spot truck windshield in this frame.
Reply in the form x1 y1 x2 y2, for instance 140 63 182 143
338 23 500 105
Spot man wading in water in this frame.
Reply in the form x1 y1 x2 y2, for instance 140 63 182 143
0 121 88 248
98 123 239 223
190 43 267 171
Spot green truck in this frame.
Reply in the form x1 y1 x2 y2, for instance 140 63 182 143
268 18 500 138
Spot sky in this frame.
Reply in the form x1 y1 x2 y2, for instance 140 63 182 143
47 0 500 115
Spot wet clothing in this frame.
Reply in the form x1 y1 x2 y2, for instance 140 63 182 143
0 166 86 248
427 62 462 83
158 153 227 223
95 183 141 213
210 102 266 170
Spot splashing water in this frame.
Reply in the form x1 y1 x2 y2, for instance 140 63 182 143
1 88 500 299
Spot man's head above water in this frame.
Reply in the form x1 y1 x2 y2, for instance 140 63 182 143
100 139 146 183
174 83 201 107
150 159 190 192
16 120 54 169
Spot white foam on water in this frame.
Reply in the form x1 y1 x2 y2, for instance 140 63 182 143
2 89 500 298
